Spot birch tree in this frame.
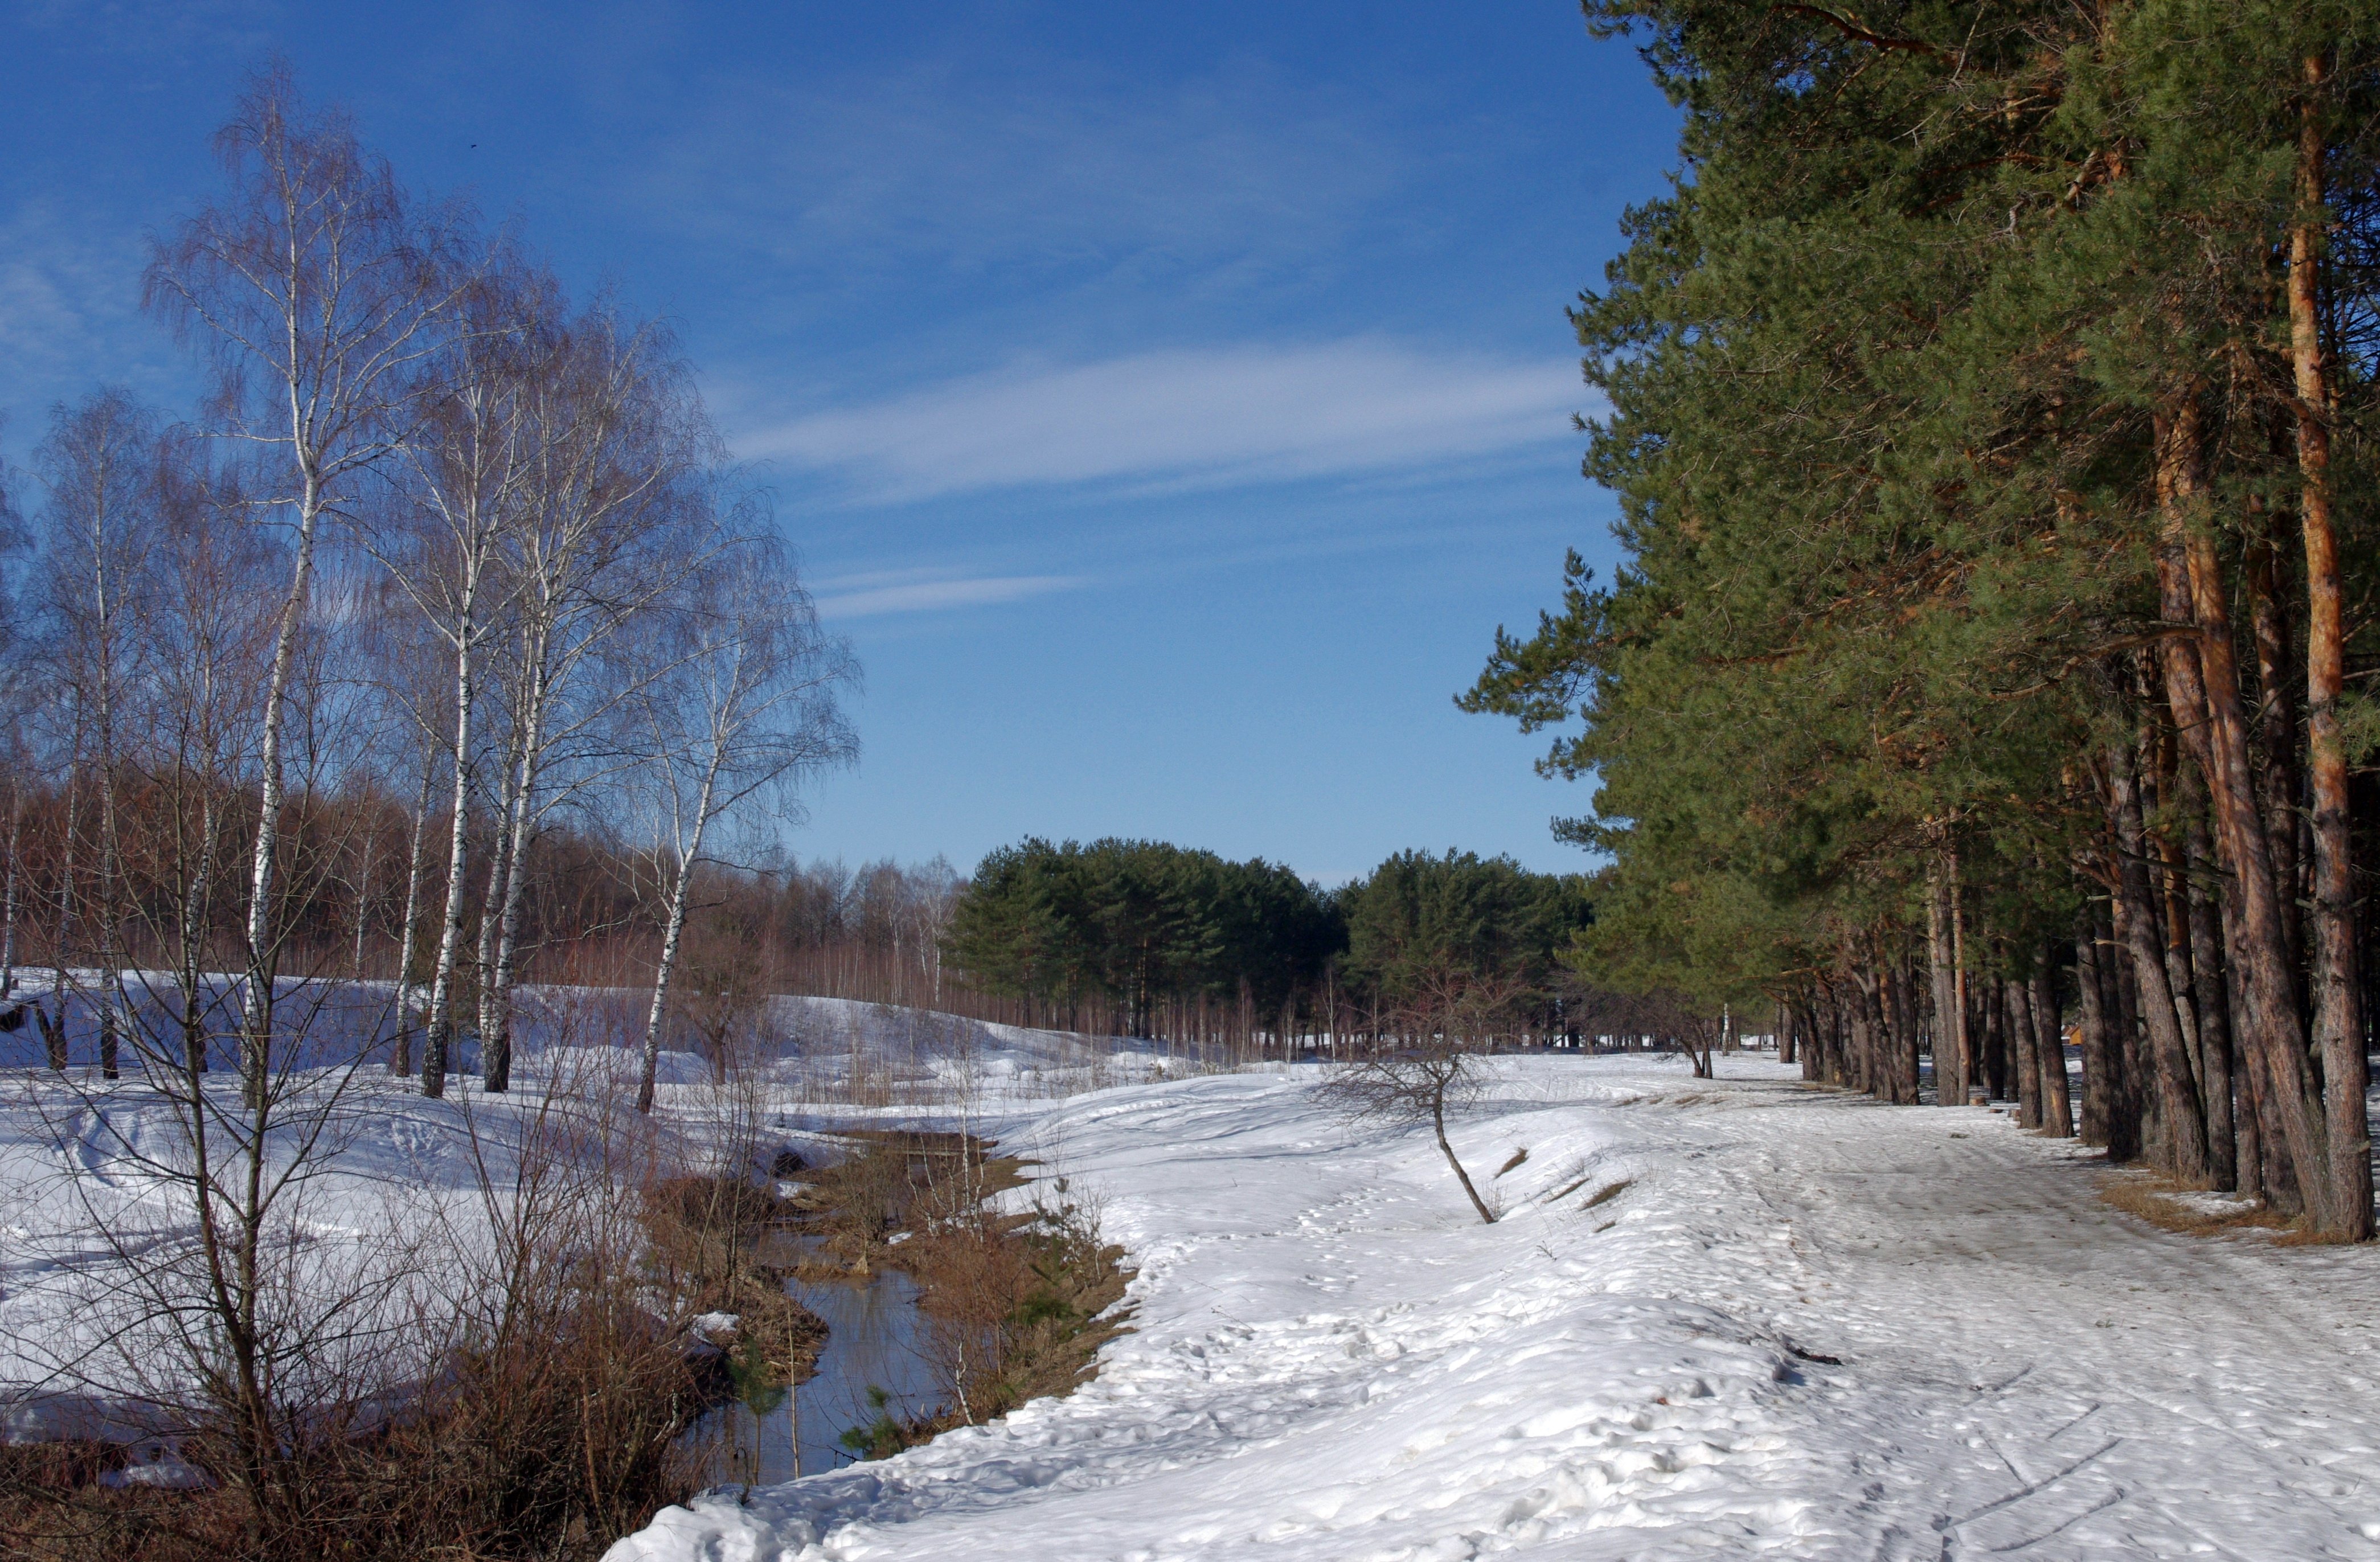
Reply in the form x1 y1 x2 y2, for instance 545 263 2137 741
145 64 475 1105
369 259 550 1096
633 534 856 1112
472 307 720 1093
35 391 167 1081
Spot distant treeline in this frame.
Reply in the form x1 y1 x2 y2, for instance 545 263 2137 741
5 747 1605 1055
0 761 986 1016
939 838 1595 1048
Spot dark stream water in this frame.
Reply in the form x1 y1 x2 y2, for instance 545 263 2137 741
689 1252 948 1489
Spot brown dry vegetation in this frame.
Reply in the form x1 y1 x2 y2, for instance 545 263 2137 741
643 1174 831 1400
0 1288 707 1562
2099 1169 2293 1239
0 1162 833 1562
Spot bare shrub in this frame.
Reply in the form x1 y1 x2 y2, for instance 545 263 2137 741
1318 1043 1498 1224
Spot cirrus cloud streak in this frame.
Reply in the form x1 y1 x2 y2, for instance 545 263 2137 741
811 571 1089 620
746 338 1585 505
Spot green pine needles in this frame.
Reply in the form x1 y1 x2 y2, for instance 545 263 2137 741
1470 0 2380 1237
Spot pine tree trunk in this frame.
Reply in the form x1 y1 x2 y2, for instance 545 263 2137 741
2033 952 2072 1137
2182 804 2237 1188
1979 974 2006 1103
1949 871 1973 1100
1927 862 1964 1105
2289 51 2373 1240
2008 977 2041 1129
2150 393 2342 1223
2075 904 2113 1146
2111 892 2151 1162
2109 744 2209 1179
1849 962 1879 1097
2145 393 2326 1198
2242 535 2304 991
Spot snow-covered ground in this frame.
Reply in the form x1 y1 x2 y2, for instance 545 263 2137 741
611 1054 2380 1562
0 984 1188 1446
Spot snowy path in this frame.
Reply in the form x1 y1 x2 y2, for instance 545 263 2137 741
610 1056 2380 1561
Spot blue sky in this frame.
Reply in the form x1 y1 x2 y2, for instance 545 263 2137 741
0 0 1677 884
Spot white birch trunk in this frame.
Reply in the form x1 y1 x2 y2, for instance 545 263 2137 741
2 789 20 998
389 752 436 1078
422 624 477 1098
237 452 324 1109
480 655 548 1092
638 751 722 1114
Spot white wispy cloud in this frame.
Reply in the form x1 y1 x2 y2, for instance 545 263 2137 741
747 339 1582 504
810 571 1088 619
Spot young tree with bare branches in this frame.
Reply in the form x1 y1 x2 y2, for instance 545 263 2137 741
632 532 856 1112
145 63 477 1105
1318 1038 1498 1225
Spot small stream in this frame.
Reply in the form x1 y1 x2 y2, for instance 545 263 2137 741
689 1249 948 1489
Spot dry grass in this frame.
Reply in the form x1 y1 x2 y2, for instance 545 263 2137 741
0 1289 711 1562
1581 1178 1635 1212
2099 1169 2292 1238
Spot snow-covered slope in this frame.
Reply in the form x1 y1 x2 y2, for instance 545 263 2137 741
608 1055 2380 1561
0 989 1152 1444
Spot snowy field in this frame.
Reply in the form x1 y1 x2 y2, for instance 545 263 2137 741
611 1054 2380 1562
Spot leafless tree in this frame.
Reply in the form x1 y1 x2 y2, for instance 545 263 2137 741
1317 1038 1498 1225
0 429 26 1008
366 255 552 1094
32 390 170 1081
145 63 477 1105
470 305 721 1094
631 531 856 1112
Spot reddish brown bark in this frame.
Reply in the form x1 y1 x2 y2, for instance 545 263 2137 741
1928 858 1965 1106
2108 739 2211 1181
2007 975 2042 1130
2178 760 2238 1188
2157 393 2341 1227
2032 953 2073 1138
2241 534 2303 988
2074 902 2115 1147
2289 51 2374 1240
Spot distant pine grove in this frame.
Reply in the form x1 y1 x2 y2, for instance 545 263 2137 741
1463 1 2380 1238
939 839 1594 1046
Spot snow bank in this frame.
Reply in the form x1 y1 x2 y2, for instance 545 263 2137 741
606 1055 2380 1561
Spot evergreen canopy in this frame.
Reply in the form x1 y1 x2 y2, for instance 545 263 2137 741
1468 0 2380 1237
